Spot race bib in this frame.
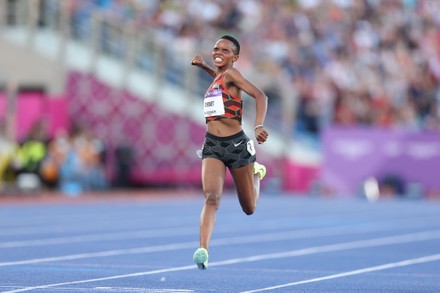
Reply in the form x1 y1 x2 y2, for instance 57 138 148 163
204 89 225 117
247 140 256 156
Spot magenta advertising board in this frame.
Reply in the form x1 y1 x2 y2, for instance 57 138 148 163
321 126 440 196
0 93 69 140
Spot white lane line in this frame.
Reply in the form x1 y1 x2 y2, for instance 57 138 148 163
0 241 197 267
208 229 440 267
241 253 440 293
0 226 196 248
0 286 194 293
0 214 200 237
0 220 434 267
2 265 196 293
3 230 440 293
92 287 194 292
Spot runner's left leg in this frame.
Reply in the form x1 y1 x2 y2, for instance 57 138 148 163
230 163 260 215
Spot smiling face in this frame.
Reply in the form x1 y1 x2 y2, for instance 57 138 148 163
212 39 239 68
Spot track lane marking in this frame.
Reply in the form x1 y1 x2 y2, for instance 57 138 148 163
0 226 196 248
241 253 440 292
3 230 440 293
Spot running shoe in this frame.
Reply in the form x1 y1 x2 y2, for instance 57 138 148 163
193 248 209 270
253 162 267 180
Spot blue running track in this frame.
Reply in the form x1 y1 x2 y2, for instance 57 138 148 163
0 192 439 292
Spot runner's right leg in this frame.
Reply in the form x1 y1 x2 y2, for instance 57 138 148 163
194 158 226 269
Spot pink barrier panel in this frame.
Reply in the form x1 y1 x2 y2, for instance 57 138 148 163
16 92 45 140
282 159 319 193
0 94 6 118
46 97 70 137
0 92 69 140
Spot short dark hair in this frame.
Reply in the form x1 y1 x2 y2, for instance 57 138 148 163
220 35 240 55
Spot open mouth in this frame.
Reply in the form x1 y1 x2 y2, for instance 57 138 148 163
214 57 223 63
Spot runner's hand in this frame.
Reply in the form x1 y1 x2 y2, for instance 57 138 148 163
191 55 204 66
255 127 269 144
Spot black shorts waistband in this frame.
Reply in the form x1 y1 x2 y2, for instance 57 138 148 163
205 130 245 141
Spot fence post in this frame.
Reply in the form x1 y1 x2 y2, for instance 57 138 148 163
152 32 165 101
0 0 5 28
90 11 102 73
121 19 136 88
58 1 70 70
6 81 18 142
26 0 40 50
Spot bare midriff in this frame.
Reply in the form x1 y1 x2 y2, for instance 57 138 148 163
207 119 242 137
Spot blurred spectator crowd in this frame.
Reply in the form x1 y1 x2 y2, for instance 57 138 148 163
0 118 108 194
59 0 440 135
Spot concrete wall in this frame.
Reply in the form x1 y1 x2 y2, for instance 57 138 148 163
0 37 64 94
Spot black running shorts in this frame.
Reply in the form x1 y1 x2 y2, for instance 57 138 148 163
202 130 256 169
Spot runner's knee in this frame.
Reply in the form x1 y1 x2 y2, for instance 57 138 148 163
241 202 256 215
204 190 221 208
